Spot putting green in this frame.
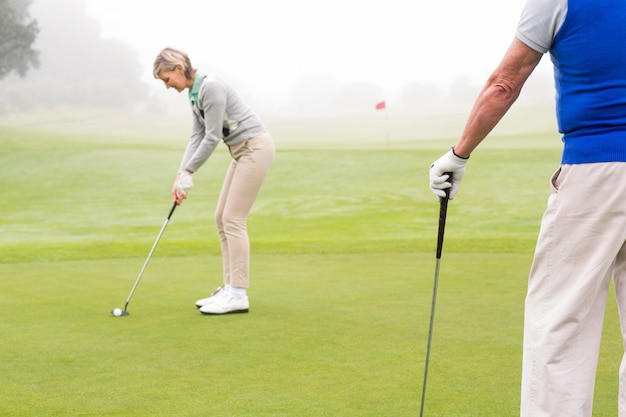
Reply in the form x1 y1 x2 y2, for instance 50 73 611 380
0 120 621 416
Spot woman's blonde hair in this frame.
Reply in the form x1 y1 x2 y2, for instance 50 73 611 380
153 47 195 80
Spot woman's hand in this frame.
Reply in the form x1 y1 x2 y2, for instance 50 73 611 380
172 170 194 204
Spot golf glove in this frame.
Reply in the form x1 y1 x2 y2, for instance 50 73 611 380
177 171 194 194
429 148 468 200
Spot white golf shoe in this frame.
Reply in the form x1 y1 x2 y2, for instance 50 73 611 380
195 286 227 308
199 293 249 315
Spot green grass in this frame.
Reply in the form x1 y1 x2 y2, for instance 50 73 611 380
0 119 622 416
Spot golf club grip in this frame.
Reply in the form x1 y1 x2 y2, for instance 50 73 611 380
167 202 178 219
435 172 452 259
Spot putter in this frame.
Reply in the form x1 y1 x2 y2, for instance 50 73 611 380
111 202 178 317
419 174 452 416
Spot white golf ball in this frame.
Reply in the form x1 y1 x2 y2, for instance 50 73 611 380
112 308 123 317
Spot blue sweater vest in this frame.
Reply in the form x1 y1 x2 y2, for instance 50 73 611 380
551 0 626 164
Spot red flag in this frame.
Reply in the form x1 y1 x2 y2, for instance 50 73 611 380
375 100 386 110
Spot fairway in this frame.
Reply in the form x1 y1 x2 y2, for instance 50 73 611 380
0 117 622 416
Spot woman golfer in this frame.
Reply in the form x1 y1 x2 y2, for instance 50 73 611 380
153 47 275 315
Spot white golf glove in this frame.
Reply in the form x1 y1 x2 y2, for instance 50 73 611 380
177 171 194 194
429 148 468 200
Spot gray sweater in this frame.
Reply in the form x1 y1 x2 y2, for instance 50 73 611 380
180 74 267 173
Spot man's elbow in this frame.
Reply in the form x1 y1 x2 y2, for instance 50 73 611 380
491 79 522 103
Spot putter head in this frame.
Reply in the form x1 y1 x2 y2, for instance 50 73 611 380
111 308 130 317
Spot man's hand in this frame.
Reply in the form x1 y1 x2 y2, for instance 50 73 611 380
429 148 468 200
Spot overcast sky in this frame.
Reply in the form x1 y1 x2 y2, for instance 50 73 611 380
83 0 551 107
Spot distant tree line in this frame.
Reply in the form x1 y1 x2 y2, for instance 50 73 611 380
0 0 554 117
0 0 150 114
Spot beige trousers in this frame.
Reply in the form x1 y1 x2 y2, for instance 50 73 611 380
215 133 274 288
521 163 626 417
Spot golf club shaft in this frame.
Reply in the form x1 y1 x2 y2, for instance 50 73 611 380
124 202 178 311
420 175 451 417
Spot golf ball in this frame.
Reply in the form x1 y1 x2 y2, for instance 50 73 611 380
112 308 123 317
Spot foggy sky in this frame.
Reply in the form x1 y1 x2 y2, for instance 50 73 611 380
82 0 555 111
2 0 556 120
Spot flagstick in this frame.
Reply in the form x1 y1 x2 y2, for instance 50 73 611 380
384 107 390 148
375 101 389 147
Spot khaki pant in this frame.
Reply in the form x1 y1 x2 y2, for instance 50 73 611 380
521 162 626 417
215 133 274 288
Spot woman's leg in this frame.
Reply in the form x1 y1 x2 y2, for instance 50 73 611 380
220 133 275 288
215 159 237 286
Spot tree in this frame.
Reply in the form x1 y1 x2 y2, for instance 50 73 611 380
0 0 39 79
0 0 150 112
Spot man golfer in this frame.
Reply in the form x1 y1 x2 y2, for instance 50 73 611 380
429 0 626 415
